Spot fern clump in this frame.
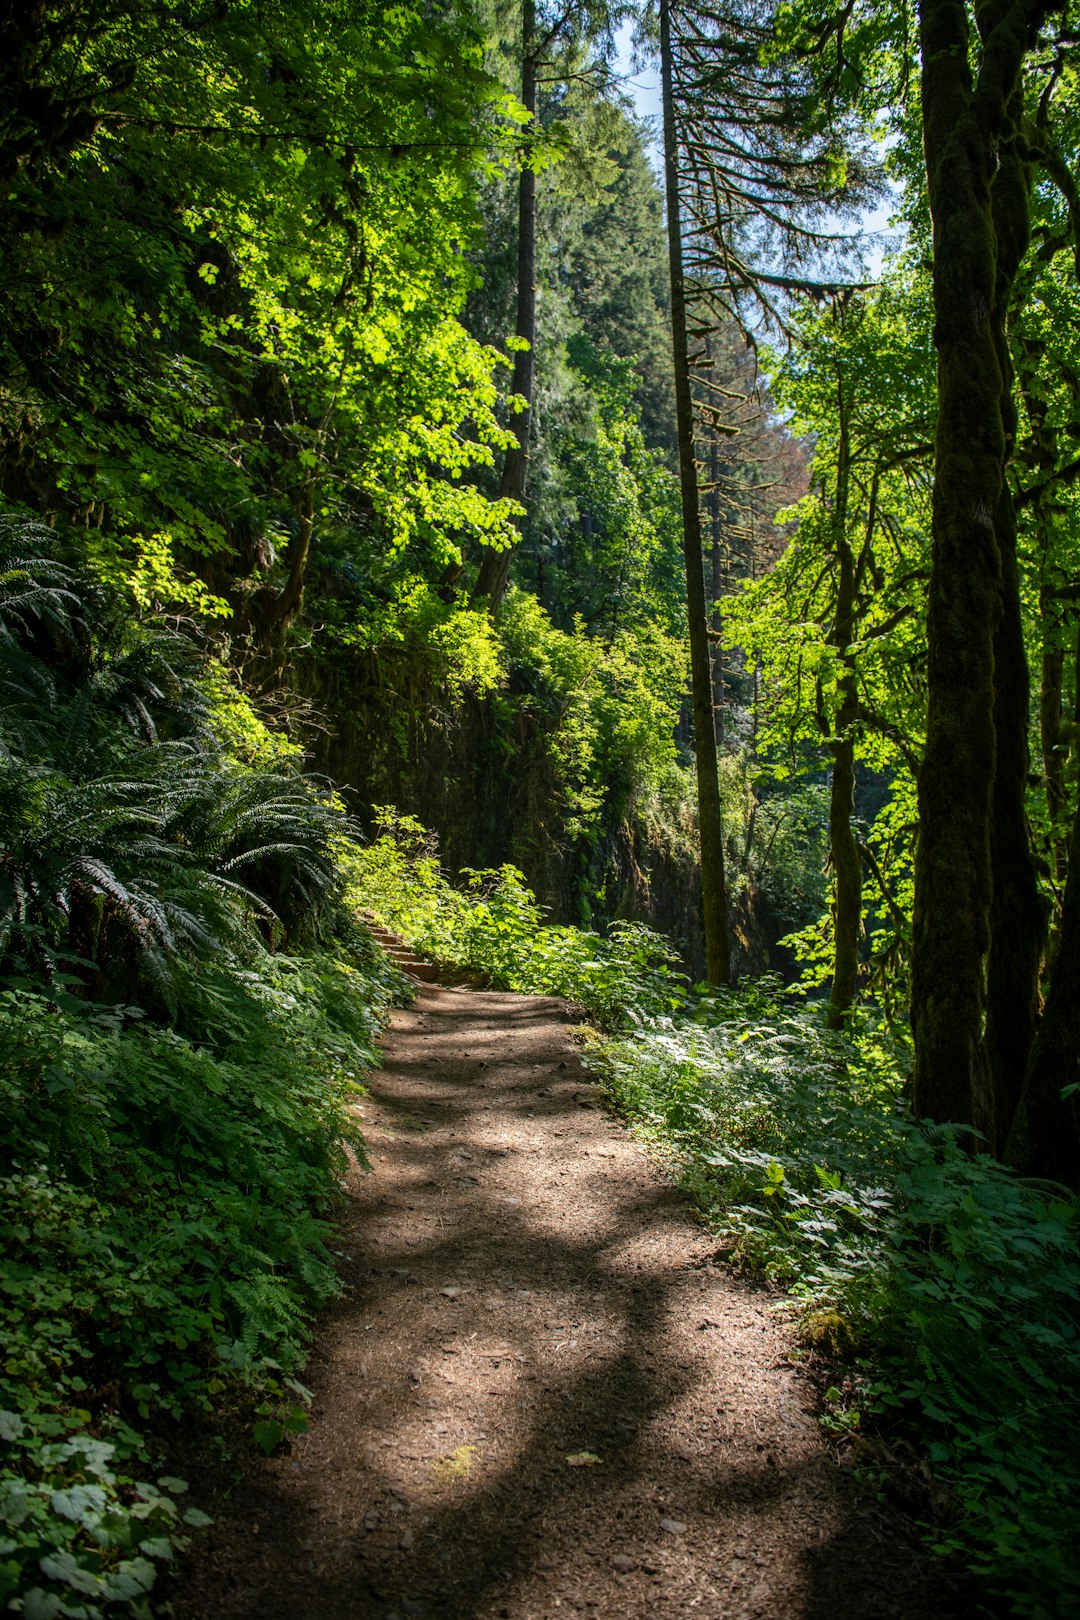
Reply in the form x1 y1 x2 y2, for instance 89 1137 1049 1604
0 526 406 1616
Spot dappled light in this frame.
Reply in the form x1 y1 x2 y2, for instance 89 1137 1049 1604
177 986 942 1620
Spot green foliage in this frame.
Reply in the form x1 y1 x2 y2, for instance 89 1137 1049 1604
0 529 409 1616
514 337 685 636
716 756 830 955
590 992 1080 1617
0 0 522 639
347 807 686 1027
0 940 392 1617
498 589 688 843
723 274 933 1002
0 1411 201 1620
0 525 348 1009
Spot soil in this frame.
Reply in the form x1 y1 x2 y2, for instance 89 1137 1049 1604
174 984 965 1620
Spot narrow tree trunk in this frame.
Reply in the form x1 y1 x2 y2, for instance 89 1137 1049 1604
271 481 315 630
473 0 537 614
1041 634 1066 859
1018 336 1071 896
910 0 1038 1129
660 0 730 985
827 371 861 1028
709 433 725 745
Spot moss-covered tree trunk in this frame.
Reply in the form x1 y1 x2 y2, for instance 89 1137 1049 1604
473 0 537 613
911 0 1042 1131
983 79 1045 1149
1006 788 1080 1189
660 0 731 984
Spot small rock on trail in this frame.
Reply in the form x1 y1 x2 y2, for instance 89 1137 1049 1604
175 984 953 1620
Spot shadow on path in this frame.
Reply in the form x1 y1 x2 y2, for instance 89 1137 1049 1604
174 986 961 1620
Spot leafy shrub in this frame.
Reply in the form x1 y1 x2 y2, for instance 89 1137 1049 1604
0 528 411 1615
0 942 396 1617
588 989 1080 1619
346 808 686 1027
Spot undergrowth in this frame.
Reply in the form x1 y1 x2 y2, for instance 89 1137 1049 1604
346 806 686 1027
0 531 408 1617
587 982 1080 1620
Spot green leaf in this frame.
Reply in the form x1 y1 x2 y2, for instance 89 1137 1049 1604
253 1420 285 1456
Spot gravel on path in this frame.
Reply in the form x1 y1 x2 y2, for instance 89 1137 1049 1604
176 984 953 1620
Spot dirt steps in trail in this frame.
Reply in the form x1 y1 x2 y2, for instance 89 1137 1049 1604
364 919 442 984
176 984 960 1620
364 917 490 990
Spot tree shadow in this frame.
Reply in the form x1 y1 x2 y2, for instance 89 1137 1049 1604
172 988 956 1620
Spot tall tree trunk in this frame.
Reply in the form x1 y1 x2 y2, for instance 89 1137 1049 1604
660 0 731 985
910 0 1040 1130
709 433 725 745
1018 334 1071 897
983 81 1045 1149
1005 788 1080 1190
473 0 537 614
827 371 861 1028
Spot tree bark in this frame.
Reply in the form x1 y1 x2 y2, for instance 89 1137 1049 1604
709 432 725 745
271 481 315 630
983 75 1045 1148
660 0 731 984
1017 334 1071 896
910 0 1041 1131
473 0 537 614
1005 790 1080 1190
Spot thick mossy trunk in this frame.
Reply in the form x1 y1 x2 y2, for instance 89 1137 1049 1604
983 80 1044 1149
660 0 731 984
473 0 537 614
911 0 1039 1131
1006 794 1080 1190
985 488 1045 1144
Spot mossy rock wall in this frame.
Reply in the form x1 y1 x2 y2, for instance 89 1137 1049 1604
293 644 709 977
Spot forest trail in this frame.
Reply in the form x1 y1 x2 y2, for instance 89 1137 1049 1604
177 985 944 1620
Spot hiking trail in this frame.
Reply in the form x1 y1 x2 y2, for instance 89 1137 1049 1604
176 983 948 1620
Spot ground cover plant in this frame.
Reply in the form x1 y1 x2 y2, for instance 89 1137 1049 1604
587 986 1080 1620
346 807 687 1028
0 535 408 1617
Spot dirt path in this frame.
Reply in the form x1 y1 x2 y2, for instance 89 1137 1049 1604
177 985 951 1620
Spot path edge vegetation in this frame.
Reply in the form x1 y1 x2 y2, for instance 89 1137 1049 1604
353 819 1080 1620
